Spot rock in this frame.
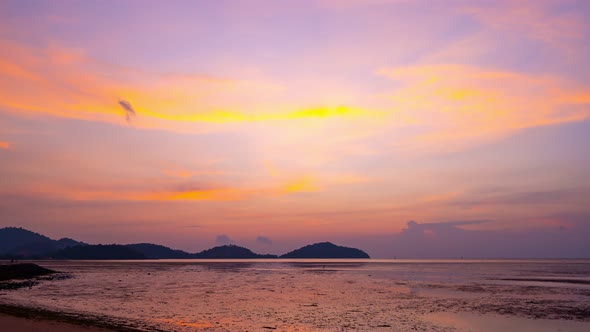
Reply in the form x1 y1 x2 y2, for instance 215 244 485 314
0 263 56 281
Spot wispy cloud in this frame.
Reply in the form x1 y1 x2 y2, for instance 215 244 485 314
461 0 586 53
0 39 373 132
378 64 590 152
0 175 328 203
405 220 493 230
162 169 226 179
452 187 590 209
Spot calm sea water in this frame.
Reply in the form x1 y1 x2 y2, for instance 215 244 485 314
2 259 590 331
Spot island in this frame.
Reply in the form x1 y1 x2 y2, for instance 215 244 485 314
0 227 371 260
280 242 370 259
194 245 278 259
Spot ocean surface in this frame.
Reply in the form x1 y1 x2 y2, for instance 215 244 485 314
1 259 590 331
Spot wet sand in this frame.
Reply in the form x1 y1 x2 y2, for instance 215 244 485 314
426 312 590 332
1 260 589 331
0 314 115 332
0 304 142 332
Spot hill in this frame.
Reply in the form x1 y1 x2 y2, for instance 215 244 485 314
0 227 85 258
125 243 192 259
53 244 146 260
0 227 372 260
280 242 370 259
195 245 277 259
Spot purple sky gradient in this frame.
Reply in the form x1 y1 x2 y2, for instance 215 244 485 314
1 0 589 257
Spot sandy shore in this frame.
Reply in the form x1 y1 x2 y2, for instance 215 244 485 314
0 304 143 332
0 314 115 332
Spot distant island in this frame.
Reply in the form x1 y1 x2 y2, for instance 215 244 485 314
280 242 370 259
0 227 370 259
195 245 278 259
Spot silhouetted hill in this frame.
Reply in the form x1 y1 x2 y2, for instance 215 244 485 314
194 245 277 259
0 227 85 258
0 227 372 260
280 242 370 258
56 238 84 250
53 245 145 260
126 243 192 259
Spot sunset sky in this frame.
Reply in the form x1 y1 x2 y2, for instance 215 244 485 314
1 0 589 258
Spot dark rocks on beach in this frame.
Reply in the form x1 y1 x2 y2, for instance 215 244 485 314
0 280 39 290
0 263 58 290
0 263 56 281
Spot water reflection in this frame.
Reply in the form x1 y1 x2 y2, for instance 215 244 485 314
2 260 589 331
426 312 590 332
198 262 256 272
287 261 368 270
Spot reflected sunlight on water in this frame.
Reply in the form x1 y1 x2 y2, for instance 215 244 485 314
1 259 589 331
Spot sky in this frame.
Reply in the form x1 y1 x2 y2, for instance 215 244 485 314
1 0 589 258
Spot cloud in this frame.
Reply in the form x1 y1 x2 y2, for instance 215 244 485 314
0 174 327 203
450 187 590 210
460 0 586 52
0 141 10 149
162 169 226 179
0 39 372 133
256 236 273 245
378 64 590 153
117 99 136 123
401 220 493 239
281 176 320 193
215 234 234 246
405 219 492 230
383 219 590 258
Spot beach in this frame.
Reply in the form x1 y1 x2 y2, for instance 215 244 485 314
0 302 142 332
1 260 589 331
0 314 115 332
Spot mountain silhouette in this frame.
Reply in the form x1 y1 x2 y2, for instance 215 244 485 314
194 245 277 259
0 227 85 258
280 242 370 258
125 243 193 259
0 227 370 259
53 244 146 260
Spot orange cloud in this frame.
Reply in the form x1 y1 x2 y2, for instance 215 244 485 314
0 39 373 132
139 188 252 202
162 169 226 179
6 175 324 203
421 191 462 204
0 141 10 149
281 176 320 193
461 0 586 52
378 64 590 152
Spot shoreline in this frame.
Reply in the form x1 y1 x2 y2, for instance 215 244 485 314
0 314 114 332
0 303 148 332
2 260 589 331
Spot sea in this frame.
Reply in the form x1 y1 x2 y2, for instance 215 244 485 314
1 259 589 331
